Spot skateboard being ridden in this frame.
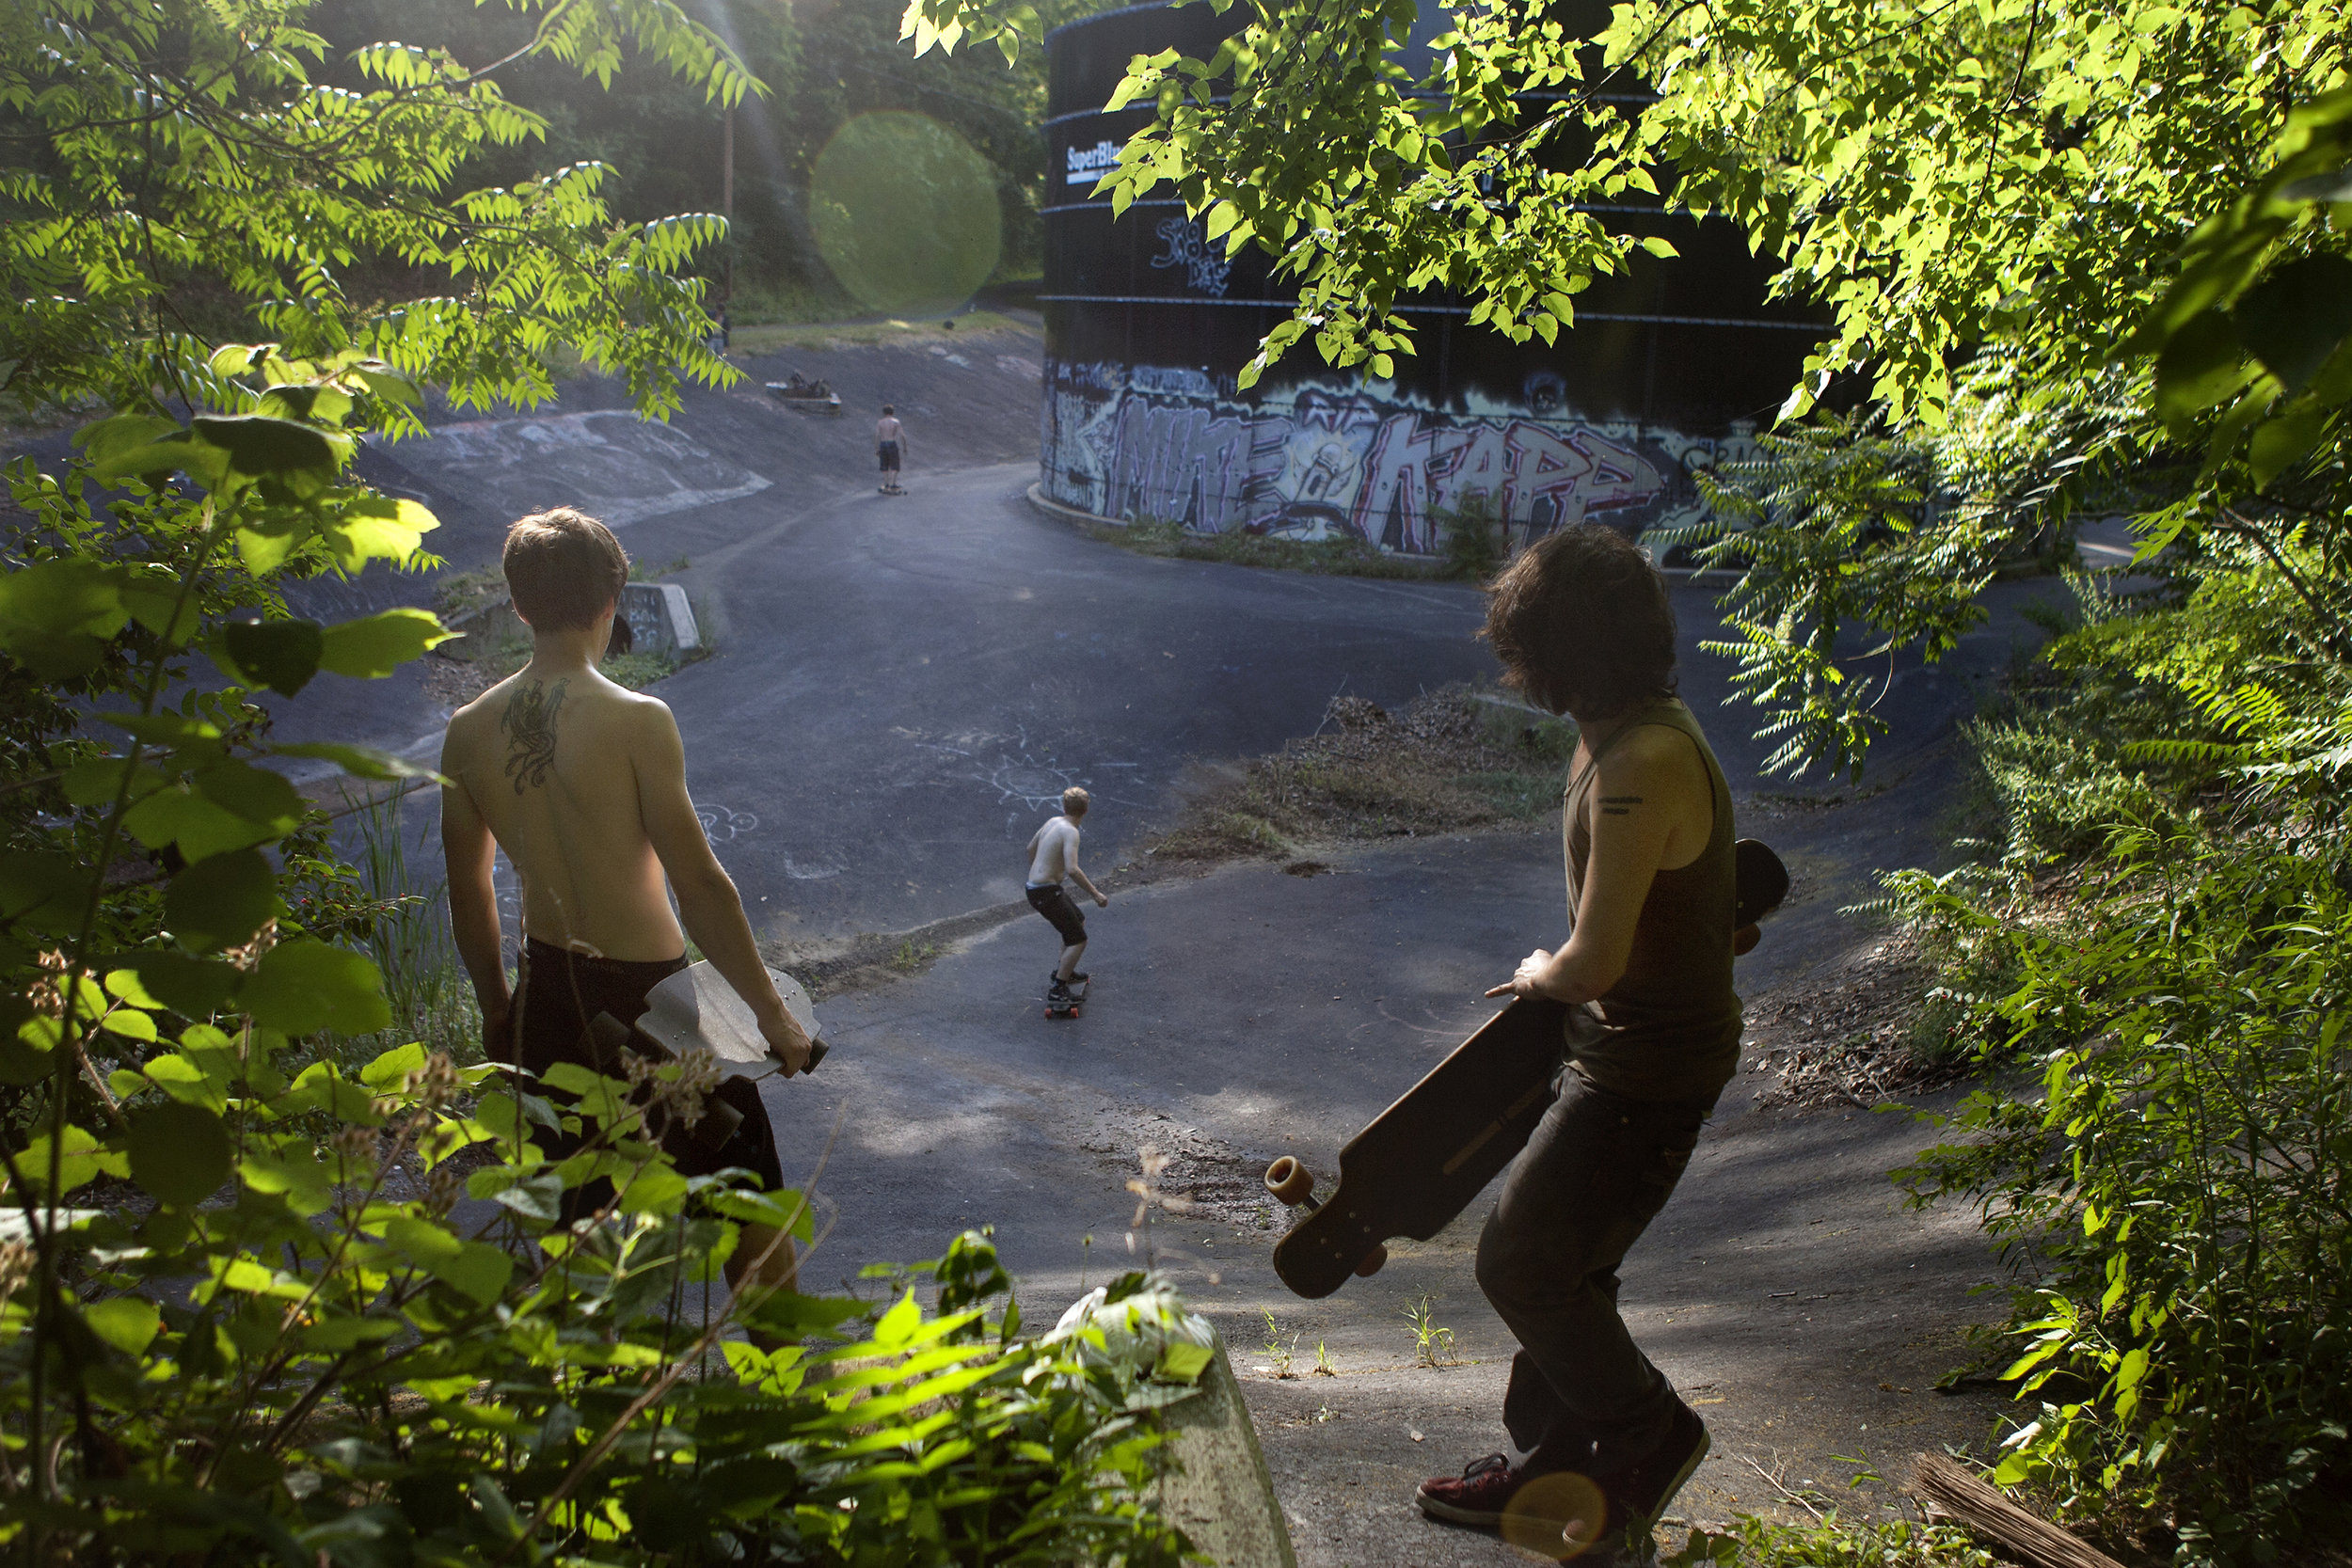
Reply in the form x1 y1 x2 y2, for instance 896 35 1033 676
1024 786 1107 1016
1044 975 1089 1020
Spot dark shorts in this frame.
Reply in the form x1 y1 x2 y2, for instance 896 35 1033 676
1025 883 1087 944
878 440 900 471
512 939 786 1196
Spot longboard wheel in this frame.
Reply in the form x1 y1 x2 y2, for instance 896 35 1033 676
1734 923 1762 957
1355 1243 1387 1278
1264 1156 1314 1207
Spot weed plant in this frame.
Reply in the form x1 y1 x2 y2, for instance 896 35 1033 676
1434 492 1507 582
1403 1293 1457 1368
1259 1308 1298 1378
345 787 482 1069
1661 1515 1995 1567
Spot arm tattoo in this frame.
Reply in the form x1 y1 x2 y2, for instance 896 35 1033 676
1599 794 1643 816
501 679 567 793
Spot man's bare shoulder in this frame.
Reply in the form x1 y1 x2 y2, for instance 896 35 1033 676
444 670 526 755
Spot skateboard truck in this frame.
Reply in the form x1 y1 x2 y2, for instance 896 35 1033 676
1263 1157 1388 1277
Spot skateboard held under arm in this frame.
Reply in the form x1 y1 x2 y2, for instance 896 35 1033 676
1263 839 1790 1299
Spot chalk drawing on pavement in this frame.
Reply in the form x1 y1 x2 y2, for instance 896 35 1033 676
698 804 759 842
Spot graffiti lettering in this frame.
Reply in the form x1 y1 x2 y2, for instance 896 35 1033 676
1149 217 1233 297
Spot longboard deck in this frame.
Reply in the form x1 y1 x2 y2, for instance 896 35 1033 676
1271 997 1566 1298
634 960 827 1078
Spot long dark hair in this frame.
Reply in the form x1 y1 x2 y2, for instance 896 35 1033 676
1482 524 1677 721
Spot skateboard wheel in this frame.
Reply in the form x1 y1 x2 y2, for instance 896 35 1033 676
1734 923 1762 957
1263 1156 1314 1207
1355 1243 1387 1277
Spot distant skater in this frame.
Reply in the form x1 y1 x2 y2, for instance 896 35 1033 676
1025 787 1107 1000
876 404 905 495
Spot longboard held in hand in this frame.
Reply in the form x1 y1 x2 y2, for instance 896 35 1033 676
617 960 830 1078
1263 839 1789 1300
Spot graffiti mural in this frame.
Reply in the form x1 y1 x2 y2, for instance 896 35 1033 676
1040 359 1759 553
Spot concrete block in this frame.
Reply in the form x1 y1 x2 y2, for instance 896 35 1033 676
1155 1332 1298 1568
618 581 700 656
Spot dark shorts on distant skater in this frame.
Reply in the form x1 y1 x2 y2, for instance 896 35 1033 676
1025 882 1087 944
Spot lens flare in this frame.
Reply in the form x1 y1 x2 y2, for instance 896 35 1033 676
809 111 1002 316
1499 1469 1610 1560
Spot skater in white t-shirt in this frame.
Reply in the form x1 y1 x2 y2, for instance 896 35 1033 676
1025 787 1107 999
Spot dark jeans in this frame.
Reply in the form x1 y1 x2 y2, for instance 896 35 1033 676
1474 1067 1713 1476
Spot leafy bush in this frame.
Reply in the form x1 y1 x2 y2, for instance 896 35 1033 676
1879 537 2352 1560
1893 825 2352 1564
1434 493 1505 582
0 1006 1198 1564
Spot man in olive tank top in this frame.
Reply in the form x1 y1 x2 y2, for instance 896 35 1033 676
1415 525 1740 1558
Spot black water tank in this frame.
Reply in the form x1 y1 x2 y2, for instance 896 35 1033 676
1039 2 1825 551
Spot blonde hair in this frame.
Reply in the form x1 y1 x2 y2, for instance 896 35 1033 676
1061 786 1090 816
503 508 628 631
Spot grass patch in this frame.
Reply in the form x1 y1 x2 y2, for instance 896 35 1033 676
434 564 509 620
1661 1515 1996 1566
1085 516 1454 582
1147 687 1578 863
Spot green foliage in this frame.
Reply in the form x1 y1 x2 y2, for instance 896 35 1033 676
1661 1513 1995 1567
2 0 749 424
0 5 1187 1560
1875 525 2352 1560
1891 828 2352 1565
904 0 2346 411
2122 85 2352 495
1661 414 2010 781
2 1012 1197 1562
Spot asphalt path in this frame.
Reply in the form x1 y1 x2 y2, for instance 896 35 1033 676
652 462 1506 937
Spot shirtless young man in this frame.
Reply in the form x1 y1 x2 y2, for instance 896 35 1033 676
875 404 904 494
1414 525 1742 1559
440 507 813 1293
1023 787 1107 996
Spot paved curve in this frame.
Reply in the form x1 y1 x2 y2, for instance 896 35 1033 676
649 462 1500 938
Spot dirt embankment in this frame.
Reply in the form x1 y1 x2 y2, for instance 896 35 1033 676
1147 688 1581 863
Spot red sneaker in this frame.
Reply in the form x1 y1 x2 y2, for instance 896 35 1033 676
1593 1401 1711 1554
1415 1452 1524 1527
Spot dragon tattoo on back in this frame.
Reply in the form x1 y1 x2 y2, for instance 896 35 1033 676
501 679 567 792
